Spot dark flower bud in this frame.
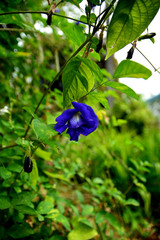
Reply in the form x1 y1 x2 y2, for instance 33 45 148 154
46 3 56 26
126 46 134 59
138 33 156 41
24 156 33 173
47 14 52 25
75 21 80 26
95 27 105 53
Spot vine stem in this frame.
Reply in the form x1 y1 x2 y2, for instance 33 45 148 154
0 28 37 32
0 144 18 151
24 36 92 138
0 11 94 27
135 46 160 74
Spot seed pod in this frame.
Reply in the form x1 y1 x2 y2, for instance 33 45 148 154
24 156 33 173
95 27 105 53
47 14 52 25
46 3 56 26
126 46 134 59
138 33 156 41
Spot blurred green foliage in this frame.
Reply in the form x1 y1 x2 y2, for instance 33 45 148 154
0 0 160 239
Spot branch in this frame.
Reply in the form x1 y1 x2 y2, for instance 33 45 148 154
0 28 37 33
0 144 18 152
0 11 94 27
0 11 47 16
92 0 116 35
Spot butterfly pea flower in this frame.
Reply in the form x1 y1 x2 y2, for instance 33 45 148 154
54 102 99 141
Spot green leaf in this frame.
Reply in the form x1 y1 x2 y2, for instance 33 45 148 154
0 167 12 179
80 15 87 23
8 223 34 239
81 58 103 83
68 221 97 240
95 211 122 232
105 81 139 100
15 137 30 148
62 56 95 107
54 214 71 231
30 159 39 188
14 205 37 215
32 119 57 144
124 198 140 206
82 205 94 216
79 219 93 229
90 92 109 109
0 196 11 210
75 190 84 203
23 106 41 122
37 201 53 215
46 209 60 219
12 192 36 206
43 170 69 182
106 0 160 59
37 214 44 222
62 24 86 46
7 163 22 173
113 60 152 79
35 148 52 161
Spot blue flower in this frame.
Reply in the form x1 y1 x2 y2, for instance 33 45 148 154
54 102 99 141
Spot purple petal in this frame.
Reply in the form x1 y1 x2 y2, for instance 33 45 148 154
54 123 68 134
67 128 81 141
72 102 98 128
55 109 77 124
54 108 77 134
79 121 98 136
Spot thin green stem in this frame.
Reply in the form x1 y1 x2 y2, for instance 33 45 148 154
92 0 116 35
0 28 37 32
135 46 160 74
80 80 110 101
0 11 95 27
0 11 47 16
0 144 18 151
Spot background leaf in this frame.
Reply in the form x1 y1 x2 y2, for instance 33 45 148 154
37 201 53 215
105 81 139 100
32 119 57 144
68 221 97 240
8 223 34 239
0 196 11 210
90 92 109 109
113 60 152 79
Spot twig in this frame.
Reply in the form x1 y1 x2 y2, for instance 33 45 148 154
92 0 116 35
0 11 47 16
0 28 37 33
0 144 18 151
135 46 160 74
0 11 95 27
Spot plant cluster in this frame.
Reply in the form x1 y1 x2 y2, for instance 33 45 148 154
0 0 160 239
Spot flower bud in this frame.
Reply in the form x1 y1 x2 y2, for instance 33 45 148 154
24 156 33 173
